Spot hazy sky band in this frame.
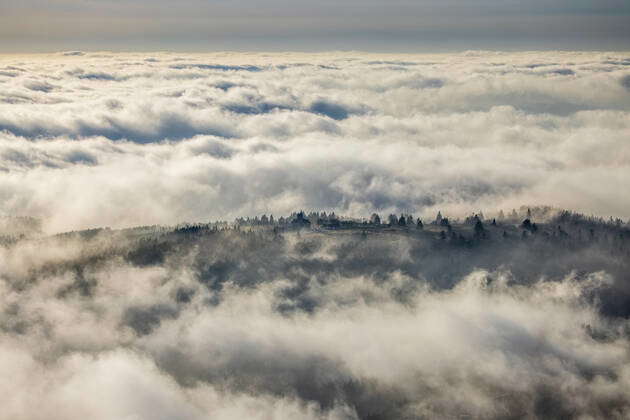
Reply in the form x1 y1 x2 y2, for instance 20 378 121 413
2 0 629 52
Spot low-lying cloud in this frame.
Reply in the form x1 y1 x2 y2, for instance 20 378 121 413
0 51 629 232
1 224 630 419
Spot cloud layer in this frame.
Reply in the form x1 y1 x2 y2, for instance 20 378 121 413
1 224 630 419
0 51 629 232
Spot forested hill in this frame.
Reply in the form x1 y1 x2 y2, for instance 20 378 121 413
2 207 630 418
2 207 629 319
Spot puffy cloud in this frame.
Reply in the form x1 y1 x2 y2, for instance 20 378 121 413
0 51 628 232
0 344 354 420
1 225 630 419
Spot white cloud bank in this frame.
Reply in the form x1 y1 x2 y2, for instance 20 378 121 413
1 248 630 419
0 51 629 231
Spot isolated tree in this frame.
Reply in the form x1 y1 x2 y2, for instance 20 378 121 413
370 213 381 225
406 214 414 226
416 218 424 230
435 211 443 225
388 214 398 226
398 214 407 226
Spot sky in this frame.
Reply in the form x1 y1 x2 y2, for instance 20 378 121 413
1 0 630 52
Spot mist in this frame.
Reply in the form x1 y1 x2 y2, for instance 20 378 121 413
1 208 630 419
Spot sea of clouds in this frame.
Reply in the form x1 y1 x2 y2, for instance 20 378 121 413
0 51 629 232
1 51 630 420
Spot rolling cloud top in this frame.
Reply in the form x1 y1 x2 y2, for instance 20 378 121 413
0 51 629 231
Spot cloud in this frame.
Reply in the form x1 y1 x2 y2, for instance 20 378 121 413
170 64 264 72
1 224 630 419
76 72 122 81
0 345 354 420
0 51 628 233
23 80 56 92
308 99 361 120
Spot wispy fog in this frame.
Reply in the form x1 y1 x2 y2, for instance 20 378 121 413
1 216 630 419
